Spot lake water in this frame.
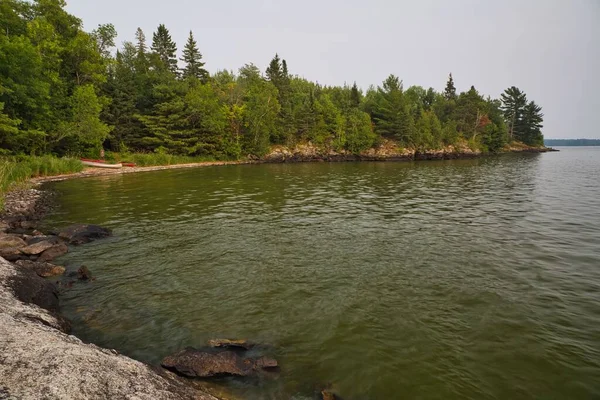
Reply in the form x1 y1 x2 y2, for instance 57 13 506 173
44 148 600 399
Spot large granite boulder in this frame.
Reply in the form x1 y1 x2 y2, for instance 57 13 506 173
162 348 278 378
58 224 112 245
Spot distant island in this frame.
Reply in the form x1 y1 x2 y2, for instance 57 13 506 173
545 139 600 146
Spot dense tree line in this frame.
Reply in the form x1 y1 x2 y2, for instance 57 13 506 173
0 0 545 159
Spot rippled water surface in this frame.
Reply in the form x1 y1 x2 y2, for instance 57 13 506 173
44 148 600 399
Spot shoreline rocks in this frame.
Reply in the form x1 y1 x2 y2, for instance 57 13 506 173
162 347 278 378
15 260 66 278
57 224 112 245
0 257 218 399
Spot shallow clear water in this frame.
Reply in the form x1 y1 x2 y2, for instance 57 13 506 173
44 148 600 399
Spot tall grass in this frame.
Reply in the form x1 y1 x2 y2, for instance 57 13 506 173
0 156 83 208
108 152 218 167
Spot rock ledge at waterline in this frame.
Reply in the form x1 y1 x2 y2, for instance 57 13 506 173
0 257 218 400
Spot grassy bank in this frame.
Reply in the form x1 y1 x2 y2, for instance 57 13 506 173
0 156 84 208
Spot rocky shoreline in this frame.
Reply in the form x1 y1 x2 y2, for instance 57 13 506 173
262 141 557 163
0 189 224 400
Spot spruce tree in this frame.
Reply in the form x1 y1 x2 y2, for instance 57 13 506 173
151 24 178 74
180 31 208 82
282 59 289 78
135 28 147 57
443 73 457 100
265 53 282 86
350 82 361 108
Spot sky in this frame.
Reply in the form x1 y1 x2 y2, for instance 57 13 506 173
65 0 599 139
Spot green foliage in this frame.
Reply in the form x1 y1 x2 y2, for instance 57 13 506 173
0 1 546 160
55 85 111 155
344 108 376 154
371 75 415 145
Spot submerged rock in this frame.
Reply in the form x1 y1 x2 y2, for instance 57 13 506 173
15 260 66 278
58 224 112 245
208 338 254 350
77 266 93 281
38 243 68 262
320 390 343 400
161 348 278 378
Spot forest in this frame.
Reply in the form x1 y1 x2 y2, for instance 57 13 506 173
1 0 545 160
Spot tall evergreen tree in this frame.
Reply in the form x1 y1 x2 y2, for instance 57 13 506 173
522 100 544 145
180 31 208 82
372 75 414 144
500 86 527 141
151 24 177 74
135 28 147 57
350 82 361 108
443 73 457 100
282 59 289 78
265 53 283 86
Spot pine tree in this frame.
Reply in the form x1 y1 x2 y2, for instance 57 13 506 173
373 75 415 144
151 24 178 74
522 101 544 145
443 73 457 100
500 86 527 141
180 31 208 82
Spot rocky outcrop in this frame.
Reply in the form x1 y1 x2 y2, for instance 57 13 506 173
0 257 218 400
58 224 112 245
162 348 278 378
263 140 484 163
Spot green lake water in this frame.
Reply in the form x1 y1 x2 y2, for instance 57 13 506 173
43 148 600 399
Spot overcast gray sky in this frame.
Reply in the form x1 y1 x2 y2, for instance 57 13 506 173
66 0 599 139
